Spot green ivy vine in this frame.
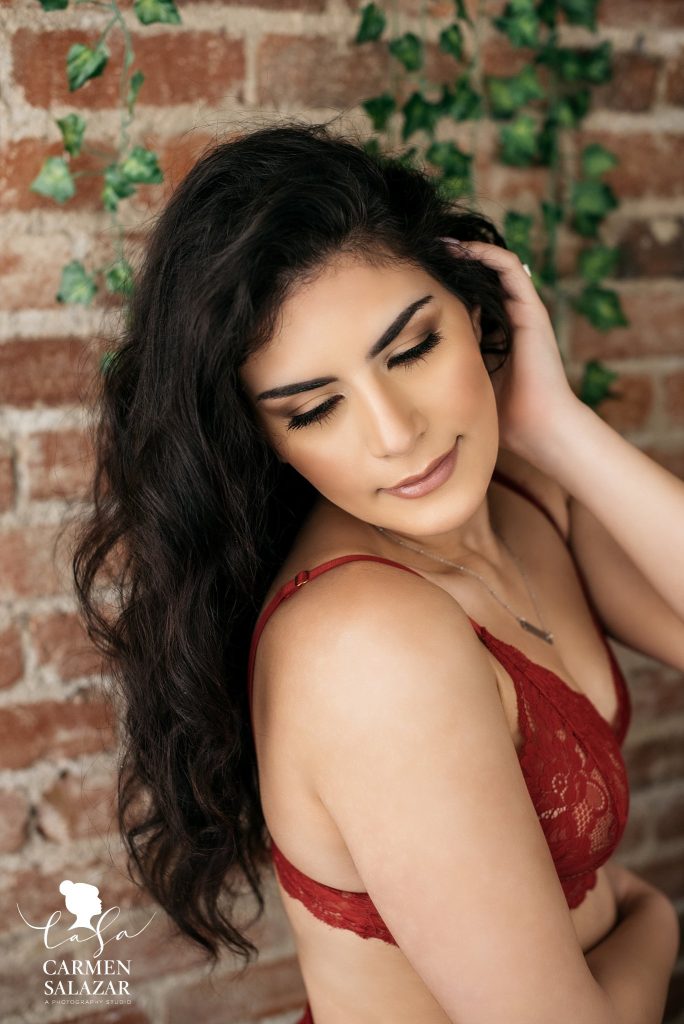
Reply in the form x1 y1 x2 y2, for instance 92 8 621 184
354 0 628 408
30 0 181 304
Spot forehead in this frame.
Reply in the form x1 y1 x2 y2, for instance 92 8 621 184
240 257 452 391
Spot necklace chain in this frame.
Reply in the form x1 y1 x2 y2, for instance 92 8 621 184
372 524 555 645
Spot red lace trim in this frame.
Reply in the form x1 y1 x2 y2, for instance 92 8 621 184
248 477 632 943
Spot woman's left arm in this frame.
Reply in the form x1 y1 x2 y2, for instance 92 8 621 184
530 399 684 623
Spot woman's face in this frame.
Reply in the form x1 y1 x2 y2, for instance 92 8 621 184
239 257 500 542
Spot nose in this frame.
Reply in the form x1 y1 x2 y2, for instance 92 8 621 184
358 381 427 458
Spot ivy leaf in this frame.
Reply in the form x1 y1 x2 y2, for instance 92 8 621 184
437 75 482 121
541 200 563 232
102 163 137 212
577 245 619 283
56 260 97 305
571 179 618 221
362 94 395 132
503 210 534 264
486 65 544 119
127 69 145 114
439 169 474 199
493 0 541 48
426 140 472 178
56 112 86 156
439 23 464 61
105 258 134 296
552 88 591 127
401 91 442 140
573 285 629 330
582 42 613 85
119 145 163 184
389 33 423 72
30 155 76 203
536 117 558 165
537 0 559 27
541 42 612 85
133 0 181 26
558 0 599 30
37 0 69 9
66 42 108 91
579 359 620 407
355 2 386 43
581 143 618 178
453 0 474 26
362 139 382 160
499 114 540 166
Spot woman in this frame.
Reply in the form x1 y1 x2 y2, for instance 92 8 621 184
72 120 682 1023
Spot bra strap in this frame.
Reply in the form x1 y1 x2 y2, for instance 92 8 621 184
247 555 425 717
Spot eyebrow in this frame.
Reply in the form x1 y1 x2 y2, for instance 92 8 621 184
255 294 435 402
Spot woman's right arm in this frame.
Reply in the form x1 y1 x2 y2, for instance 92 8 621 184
275 562 620 1024
585 865 680 1024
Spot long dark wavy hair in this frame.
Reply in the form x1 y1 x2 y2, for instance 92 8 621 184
71 117 515 973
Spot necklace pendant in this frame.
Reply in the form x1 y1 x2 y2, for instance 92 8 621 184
519 618 555 644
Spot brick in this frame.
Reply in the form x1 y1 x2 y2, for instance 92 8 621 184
637 848 684 900
577 130 684 199
0 338 97 408
59 1009 151 1024
257 34 390 109
166 955 307 1024
0 231 85 306
625 731 684 789
0 525 65 598
0 848 150 934
652 787 684 843
569 285 684 360
344 0 478 14
664 45 684 105
615 218 684 279
599 0 684 27
592 52 661 112
664 370 684 426
22 429 94 502
629 662 684 719
0 624 23 690
0 438 15 512
13 29 244 110
0 789 30 853
35 763 116 843
593 371 655 432
29 610 104 681
0 695 115 770
0 137 107 213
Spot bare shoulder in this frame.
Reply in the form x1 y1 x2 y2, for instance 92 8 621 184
495 447 570 538
265 554 613 1023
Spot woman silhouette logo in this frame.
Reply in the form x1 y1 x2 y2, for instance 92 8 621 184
59 879 103 933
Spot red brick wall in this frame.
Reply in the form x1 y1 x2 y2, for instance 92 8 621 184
1 1 683 1022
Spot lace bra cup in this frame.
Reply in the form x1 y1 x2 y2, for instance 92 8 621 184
247 470 632 946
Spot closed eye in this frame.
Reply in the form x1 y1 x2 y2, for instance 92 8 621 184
286 330 444 431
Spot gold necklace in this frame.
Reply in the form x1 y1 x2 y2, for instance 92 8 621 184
372 524 555 645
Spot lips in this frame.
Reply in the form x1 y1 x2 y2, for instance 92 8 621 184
384 443 455 491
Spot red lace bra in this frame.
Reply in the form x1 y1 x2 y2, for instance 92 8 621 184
247 470 632 946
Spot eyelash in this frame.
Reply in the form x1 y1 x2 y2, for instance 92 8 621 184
286 330 444 431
